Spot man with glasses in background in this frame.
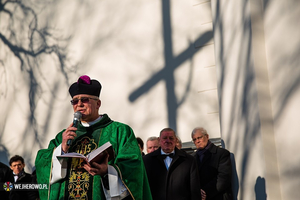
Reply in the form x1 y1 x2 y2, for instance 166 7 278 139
35 75 152 200
192 127 233 200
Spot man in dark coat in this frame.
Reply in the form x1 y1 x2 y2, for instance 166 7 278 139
192 127 233 200
0 162 12 200
143 128 201 200
9 155 38 200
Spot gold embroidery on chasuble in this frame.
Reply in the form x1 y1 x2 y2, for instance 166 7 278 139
67 136 98 200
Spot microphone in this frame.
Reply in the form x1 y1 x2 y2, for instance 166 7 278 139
67 111 82 146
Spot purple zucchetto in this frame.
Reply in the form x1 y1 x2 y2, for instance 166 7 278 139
69 75 102 98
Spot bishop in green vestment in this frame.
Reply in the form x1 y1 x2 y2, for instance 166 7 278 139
35 75 152 200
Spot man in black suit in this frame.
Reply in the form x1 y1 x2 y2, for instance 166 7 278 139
143 128 201 200
9 155 38 200
192 127 233 200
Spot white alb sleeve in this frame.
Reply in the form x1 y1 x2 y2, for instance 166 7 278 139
50 144 68 184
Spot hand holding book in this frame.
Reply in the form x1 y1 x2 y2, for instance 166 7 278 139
83 153 109 176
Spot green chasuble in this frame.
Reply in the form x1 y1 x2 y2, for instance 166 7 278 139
35 114 152 200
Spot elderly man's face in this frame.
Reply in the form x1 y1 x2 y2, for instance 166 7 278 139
147 139 159 153
192 131 209 150
10 160 25 175
72 94 101 122
159 131 176 153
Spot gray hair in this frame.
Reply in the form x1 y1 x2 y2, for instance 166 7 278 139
191 127 208 138
147 136 159 142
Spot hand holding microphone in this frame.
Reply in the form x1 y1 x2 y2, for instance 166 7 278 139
67 111 82 146
62 111 82 153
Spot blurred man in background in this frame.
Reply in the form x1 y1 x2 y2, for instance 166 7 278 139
175 136 182 149
9 155 37 200
136 137 145 156
146 136 159 154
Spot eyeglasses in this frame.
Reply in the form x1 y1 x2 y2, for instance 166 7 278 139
192 135 204 142
70 97 98 105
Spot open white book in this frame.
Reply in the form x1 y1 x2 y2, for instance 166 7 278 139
57 141 115 164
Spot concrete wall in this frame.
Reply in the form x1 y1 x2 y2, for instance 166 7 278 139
211 0 300 199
